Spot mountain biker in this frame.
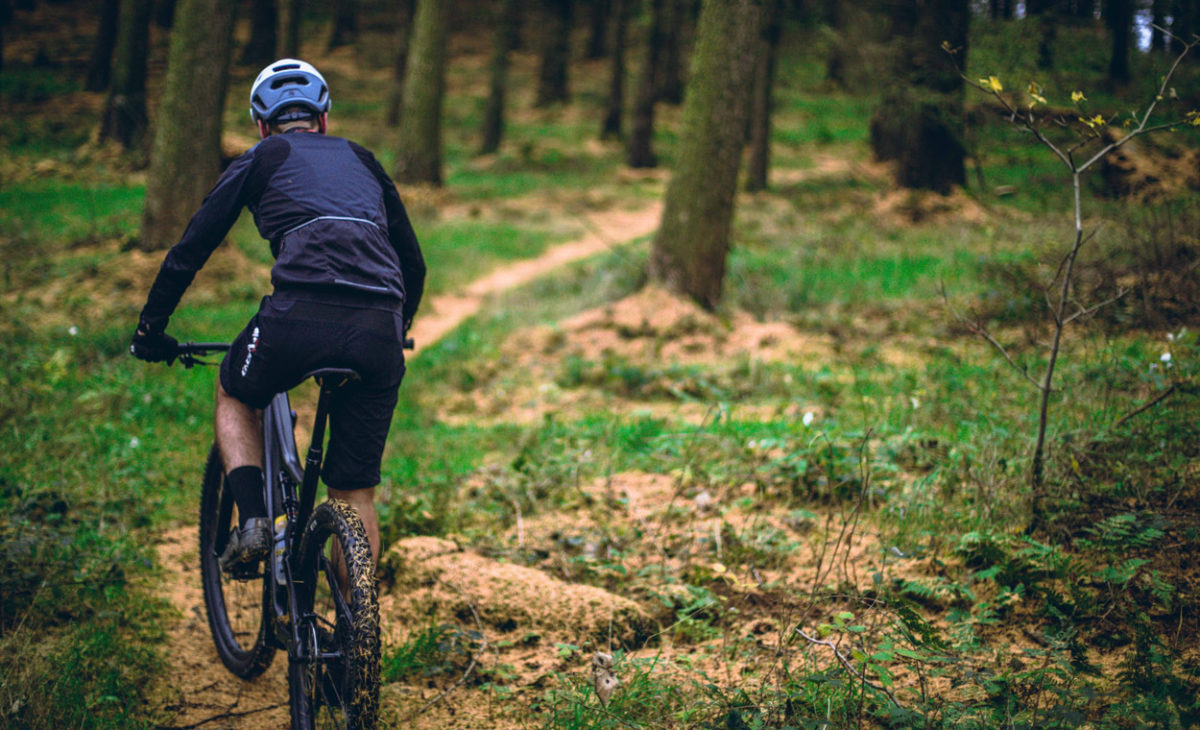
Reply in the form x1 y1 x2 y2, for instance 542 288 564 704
130 58 425 572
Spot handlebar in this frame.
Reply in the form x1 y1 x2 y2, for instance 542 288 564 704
173 338 413 369
175 342 231 369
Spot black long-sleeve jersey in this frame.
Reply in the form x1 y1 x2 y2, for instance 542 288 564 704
139 130 426 333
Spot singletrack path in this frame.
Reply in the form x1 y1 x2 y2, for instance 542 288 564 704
148 202 662 729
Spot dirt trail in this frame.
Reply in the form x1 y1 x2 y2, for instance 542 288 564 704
148 203 663 728
410 203 662 349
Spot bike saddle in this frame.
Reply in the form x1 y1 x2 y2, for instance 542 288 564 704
304 367 362 388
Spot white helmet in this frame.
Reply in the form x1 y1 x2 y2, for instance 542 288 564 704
249 58 331 123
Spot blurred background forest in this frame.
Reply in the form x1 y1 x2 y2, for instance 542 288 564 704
2 0 1200 728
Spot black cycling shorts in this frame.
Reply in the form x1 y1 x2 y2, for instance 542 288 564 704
219 293 407 491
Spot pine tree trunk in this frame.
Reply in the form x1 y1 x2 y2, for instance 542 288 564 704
650 0 762 309
154 0 175 28
656 0 685 103
328 0 357 49
1107 0 1132 85
584 0 609 59
869 0 968 193
385 0 415 126
480 0 520 154
241 0 276 66
1027 0 1058 69
627 0 665 167
600 0 627 138
100 0 152 151
535 0 572 106
745 0 780 191
0 0 8 76
141 0 235 251
395 0 449 185
85 0 121 91
277 0 302 58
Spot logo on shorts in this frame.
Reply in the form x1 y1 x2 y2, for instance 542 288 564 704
241 327 260 377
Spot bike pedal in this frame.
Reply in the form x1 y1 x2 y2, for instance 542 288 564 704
226 563 263 581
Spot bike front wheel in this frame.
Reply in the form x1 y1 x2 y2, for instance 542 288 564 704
198 445 275 678
288 499 381 730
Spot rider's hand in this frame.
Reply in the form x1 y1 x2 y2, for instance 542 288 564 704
130 324 178 364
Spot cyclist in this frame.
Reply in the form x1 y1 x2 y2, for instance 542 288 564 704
131 58 425 572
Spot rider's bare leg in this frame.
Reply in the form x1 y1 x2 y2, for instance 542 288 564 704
215 382 263 471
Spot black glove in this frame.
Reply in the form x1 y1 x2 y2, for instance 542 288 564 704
130 324 179 364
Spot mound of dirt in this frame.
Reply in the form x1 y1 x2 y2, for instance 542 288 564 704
1098 126 1200 201
380 536 653 646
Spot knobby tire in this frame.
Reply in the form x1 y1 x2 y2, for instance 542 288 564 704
288 500 381 730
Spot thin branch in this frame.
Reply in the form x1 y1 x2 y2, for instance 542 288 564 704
1112 383 1179 429
797 629 902 708
940 284 1042 389
1062 287 1128 325
155 701 285 730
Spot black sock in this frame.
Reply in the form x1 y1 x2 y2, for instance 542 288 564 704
226 466 266 527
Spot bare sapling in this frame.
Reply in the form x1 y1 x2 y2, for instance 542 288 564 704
945 30 1199 527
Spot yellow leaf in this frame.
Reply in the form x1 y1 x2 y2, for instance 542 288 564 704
987 75 1003 93
1071 90 1087 103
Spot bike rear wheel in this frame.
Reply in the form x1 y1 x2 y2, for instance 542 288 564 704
198 445 275 678
288 499 381 730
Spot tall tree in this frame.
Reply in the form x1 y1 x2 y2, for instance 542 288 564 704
1170 0 1196 55
600 0 628 138
868 0 969 193
277 0 301 58
328 0 357 49
395 0 449 185
1027 0 1060 69
535 0 572 106
584 0 610 59
1151 0 1167 51
656 0 687 103
627 0 666 167
385 0 415 126
1107 0 1132 85
100 0 152 150
154 0 176 28
85 0 121 91
650 0 762 309
241 0 276 66
141 0 235 251
745 0 780 192
480 0 520 154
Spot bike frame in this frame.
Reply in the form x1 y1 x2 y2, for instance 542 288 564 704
178 344 356 666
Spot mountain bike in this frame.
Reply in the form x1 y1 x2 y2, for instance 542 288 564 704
176 341 384 730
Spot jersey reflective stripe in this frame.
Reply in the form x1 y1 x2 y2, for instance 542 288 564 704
282 216 382 237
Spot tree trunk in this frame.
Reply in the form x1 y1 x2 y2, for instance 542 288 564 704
395 0 449 185
1027 0 1059 69
627 0 666 167
154 0 175 28
1170 0 1195 56
277 0 302 58
241 0 276 67
1151 0 1166 51
1107 0 1132 85
584 0 609 58
85 0 121 90
141 0 235 251
869 0 968 193
385 0 415 126
600 0 627 138
480 0 520 154
0 0 8 76
656 0 685 103
328 0 356 49
745 0 780 192
100 0 152 151
650 0 762 309
535 0 572 106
